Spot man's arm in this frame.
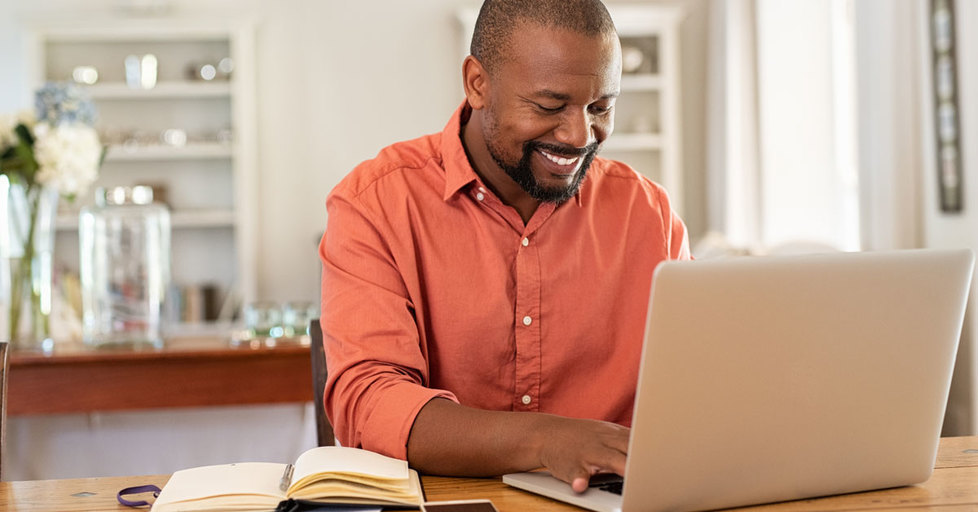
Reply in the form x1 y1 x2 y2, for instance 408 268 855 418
323 177 629 491
407 398 629 493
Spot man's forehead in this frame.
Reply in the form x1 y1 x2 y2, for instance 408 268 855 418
497 24 621 96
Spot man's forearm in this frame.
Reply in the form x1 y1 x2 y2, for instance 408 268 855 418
406 398 547 476
405 397 630 492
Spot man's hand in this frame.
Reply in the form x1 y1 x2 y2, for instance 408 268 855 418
534 414 629 493
406 398 629 493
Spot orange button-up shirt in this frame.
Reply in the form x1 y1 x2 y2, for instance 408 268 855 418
320 102 690 460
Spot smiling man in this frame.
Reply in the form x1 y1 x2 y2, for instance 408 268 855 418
319 0 690 492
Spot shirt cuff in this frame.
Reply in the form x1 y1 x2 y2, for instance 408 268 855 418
361 382 458 460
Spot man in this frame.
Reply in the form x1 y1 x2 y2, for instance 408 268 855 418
319 0 690 492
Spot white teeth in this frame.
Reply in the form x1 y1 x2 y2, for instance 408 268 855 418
541 150 579 167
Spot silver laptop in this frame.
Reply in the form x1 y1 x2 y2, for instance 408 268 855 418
504 249 974 512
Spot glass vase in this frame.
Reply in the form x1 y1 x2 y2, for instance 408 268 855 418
0 176 59 352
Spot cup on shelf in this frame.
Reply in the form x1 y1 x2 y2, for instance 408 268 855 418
72 65 99 85
125 54 158 89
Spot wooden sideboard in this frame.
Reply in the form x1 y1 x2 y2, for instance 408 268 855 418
8 337 313 415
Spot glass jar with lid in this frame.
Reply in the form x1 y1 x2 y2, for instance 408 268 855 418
79 185 170 349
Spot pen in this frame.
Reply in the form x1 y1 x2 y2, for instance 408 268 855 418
280 464 294 492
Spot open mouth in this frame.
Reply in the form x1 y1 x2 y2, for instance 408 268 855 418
540 150 580 167
538 149 581 175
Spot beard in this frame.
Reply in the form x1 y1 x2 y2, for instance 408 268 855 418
483 121 600 203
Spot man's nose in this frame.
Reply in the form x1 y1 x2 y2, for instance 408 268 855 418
554 109 596 149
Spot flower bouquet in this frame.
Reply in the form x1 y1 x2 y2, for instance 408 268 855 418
0 82 103 351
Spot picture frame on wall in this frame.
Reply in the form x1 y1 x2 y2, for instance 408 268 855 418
930 0 963 213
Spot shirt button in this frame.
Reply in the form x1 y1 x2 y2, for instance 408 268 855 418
522 316 532 326
521 395 532 405
476 192 485 201
521 237 529 247
478 186 486 193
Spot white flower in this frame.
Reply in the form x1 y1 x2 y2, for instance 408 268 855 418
32 122 101 197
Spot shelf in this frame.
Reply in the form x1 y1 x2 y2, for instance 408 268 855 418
56 209 235 231
620 74 663 91
604 133 662 151
171 209 236 228
84 81 231 99
104 143 233 162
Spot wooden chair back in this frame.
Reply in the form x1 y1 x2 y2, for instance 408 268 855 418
309 319 335 446
0 341 8 480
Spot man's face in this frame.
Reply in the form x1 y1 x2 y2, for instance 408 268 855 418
481 23 621 202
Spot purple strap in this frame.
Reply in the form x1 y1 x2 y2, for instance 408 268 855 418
117 485 161 507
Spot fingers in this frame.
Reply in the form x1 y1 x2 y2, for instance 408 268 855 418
535 415 630 493
571 475 591 494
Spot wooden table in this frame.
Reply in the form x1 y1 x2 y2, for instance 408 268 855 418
8 337 313 415
1 436 975 511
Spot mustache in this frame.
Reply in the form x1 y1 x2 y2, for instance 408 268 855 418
525 140 600 158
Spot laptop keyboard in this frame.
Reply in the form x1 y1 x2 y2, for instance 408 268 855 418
588 474 624 495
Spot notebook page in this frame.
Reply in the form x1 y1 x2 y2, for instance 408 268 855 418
293 446 408 483
153 462 286 507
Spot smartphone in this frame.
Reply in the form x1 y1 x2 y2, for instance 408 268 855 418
421 499 500 512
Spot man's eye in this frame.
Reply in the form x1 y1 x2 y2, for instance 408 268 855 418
590 105 613 114
536 103 563 113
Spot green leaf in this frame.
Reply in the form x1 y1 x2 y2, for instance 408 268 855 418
12 138 38 182
14 123 34 147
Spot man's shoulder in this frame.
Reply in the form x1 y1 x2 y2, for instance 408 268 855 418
588 156 670 198
334 132 444 199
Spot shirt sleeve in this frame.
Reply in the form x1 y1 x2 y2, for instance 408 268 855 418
654 183 692 261
319 185 457 460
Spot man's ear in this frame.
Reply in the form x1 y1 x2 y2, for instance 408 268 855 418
462 55 489 110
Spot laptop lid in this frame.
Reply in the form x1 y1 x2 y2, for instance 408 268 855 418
504 249 973 512
622 248 973 511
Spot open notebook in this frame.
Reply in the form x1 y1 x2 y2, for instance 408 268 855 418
151 446 423 511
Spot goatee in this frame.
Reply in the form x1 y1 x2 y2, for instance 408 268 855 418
488 140 599 203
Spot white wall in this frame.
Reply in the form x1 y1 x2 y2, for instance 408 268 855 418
253 0 476 303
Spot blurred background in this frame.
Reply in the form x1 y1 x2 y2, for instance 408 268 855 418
0 0 975 482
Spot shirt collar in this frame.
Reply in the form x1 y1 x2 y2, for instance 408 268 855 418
442 101 480 201
440 100 585 208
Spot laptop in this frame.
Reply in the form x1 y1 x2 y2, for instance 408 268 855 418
503 249 974 512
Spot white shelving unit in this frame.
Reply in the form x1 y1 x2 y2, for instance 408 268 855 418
103 143 234 162
26 19 258 323
455 5 684 214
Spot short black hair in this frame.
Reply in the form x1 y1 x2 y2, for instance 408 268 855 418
470 0 617 73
